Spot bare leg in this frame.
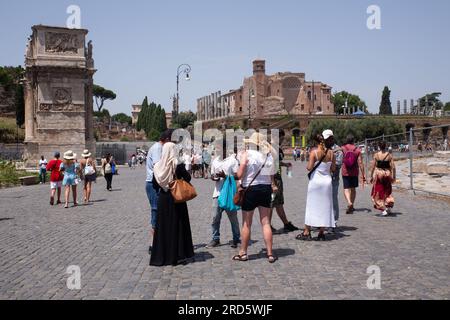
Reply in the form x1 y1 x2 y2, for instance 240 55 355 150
259 207 273 257
64 186 70 208
57 187 61 203
351 188 356 207
72 185 78 205
344 189 353 207
86 182 92 202
83 183 88 202
239 211 254 256
275 205 289 225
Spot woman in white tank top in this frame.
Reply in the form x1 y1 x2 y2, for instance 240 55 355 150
233 133 278 264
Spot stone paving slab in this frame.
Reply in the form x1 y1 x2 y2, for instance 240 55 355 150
0 161 449 300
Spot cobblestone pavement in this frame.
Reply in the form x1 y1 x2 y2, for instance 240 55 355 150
0 161 449 300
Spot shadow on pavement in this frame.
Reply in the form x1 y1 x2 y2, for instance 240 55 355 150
0 218 14 222
248 248 296 261
353 208 372 213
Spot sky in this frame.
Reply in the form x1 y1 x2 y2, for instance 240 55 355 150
1 0 449 116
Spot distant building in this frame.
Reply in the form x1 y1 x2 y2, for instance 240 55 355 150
131 104 172 128
197 60 334 121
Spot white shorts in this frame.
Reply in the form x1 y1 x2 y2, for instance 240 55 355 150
50 181 62 189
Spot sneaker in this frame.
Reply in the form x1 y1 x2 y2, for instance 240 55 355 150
283 222 299 232
206 240 220 249
381 210 389 217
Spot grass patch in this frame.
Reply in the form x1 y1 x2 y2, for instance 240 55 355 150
0 161 41 187
0 117 24 143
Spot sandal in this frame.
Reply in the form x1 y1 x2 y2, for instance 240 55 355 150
232 254 248 262
268 255 278 264
296 233 312 241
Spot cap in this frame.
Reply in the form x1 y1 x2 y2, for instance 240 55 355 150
322 130 334 140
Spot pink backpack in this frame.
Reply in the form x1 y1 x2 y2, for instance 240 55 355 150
343 146 358 169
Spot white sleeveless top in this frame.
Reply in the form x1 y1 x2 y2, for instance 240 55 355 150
241 150 274 188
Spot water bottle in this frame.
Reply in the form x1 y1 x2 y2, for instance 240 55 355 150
287 166 293 178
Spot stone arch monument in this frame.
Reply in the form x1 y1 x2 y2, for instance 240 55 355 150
24 25 96 165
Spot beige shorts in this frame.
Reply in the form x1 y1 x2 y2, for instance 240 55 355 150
50 181 62 189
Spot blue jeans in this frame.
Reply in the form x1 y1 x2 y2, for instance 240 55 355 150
332 168 341 222
39 168 46 184
212 198 240 242
146 181 159 229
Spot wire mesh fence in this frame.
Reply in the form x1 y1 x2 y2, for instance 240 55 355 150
359 123 450 197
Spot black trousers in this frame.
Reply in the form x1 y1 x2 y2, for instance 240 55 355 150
104 173 113 190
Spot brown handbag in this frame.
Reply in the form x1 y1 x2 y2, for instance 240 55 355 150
169 178 198 204
233 155 268 206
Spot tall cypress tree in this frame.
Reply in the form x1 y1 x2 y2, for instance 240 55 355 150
379 86 393 115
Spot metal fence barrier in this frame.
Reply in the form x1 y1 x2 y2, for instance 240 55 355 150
359 123 450 197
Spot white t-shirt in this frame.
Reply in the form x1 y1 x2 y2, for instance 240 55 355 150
211 155 239 198
39 159 48 169
193 154 202 165
240 150 274 188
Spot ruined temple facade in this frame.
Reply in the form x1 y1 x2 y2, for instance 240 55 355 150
197 60 334 121
23 25 96 164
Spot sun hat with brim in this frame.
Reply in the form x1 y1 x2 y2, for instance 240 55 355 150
243 132 275 154
63 150 76 160
81 149 92 158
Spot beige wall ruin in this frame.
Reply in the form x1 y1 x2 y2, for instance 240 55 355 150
197 60 334 122
24 25 96 165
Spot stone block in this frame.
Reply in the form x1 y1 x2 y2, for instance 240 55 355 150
426 162 449 175
412 162 427 174
434 151 450 159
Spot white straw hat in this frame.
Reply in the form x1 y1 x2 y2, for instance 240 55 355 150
81 149 92 158
63 150 76 160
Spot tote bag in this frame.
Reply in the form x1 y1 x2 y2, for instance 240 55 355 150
218 175 241 212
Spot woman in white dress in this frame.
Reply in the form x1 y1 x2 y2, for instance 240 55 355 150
296 134 336 241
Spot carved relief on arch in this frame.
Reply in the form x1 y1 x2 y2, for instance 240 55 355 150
45 32 80 54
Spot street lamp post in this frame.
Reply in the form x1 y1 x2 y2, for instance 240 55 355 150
175 64 191 119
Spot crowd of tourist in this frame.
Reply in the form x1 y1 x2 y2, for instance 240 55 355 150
144 128 398 267
42 150 117 208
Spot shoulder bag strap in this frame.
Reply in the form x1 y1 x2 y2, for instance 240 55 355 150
308 149 329 179
242 153 269 199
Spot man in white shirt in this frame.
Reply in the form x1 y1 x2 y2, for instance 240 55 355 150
38 156 48 184
206 143 241 249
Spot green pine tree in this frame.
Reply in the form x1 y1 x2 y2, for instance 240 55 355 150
379 86 393 115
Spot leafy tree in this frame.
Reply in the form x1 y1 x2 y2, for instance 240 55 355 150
332 91 368 114
444 102 450 111
172 111 197 129
136 97 168 141
93 108 111 120
111 113 132 125
306 117 403 145
93 84 117 112
379 86 393 115
0 66 25 125
441 126 449 139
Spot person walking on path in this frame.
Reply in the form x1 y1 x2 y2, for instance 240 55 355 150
46 152 63 205
79 149 96 204
341 134 366 214
150 142 195 266
369 141 396 216
102 154 113 191
323 130 343 227
206 141 241 249
202 146 212 179
146 130 173 254
297 134 336 241
38 156 48 184
60 151 80 208
233 132 278 264
269 129 299 233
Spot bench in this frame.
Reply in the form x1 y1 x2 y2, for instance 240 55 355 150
19 176 38 186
